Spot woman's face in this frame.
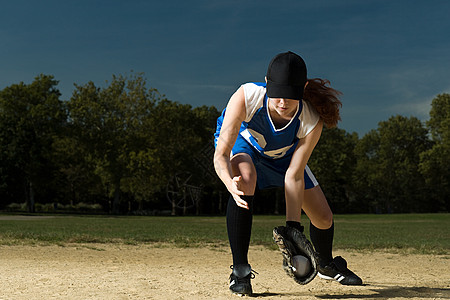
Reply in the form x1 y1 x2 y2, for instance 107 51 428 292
268 98 298 118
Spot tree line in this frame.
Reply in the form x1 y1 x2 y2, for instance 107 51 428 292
0 74 448 215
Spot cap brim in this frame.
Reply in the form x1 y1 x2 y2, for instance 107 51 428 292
266 80 304 100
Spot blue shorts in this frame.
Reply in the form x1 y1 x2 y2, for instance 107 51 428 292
218 133 319 190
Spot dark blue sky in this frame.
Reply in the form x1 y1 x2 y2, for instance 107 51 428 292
1 0 449 135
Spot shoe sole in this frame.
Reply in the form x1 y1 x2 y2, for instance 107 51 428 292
318 272 363 285
230 291 252 297
229 282 252 297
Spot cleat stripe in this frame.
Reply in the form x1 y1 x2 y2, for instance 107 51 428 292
321 272 346 282
318 272 333 280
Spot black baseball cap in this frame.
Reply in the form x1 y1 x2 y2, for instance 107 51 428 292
266 51 307 100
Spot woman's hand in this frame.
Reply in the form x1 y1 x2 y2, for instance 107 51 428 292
229 175 249 209
228 175 249 210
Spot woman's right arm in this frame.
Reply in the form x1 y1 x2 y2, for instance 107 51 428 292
213 86 248 207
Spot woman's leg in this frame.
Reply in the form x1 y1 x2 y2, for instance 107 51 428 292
302 186 363 285
227 153 257 266
302 185 333 229
302 186 334 266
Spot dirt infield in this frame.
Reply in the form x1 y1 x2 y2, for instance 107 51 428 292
0 244 449 300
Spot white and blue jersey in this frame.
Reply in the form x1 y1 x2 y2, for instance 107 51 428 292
215 82 320 189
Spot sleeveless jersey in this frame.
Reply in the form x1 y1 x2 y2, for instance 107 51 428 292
234 82 319 159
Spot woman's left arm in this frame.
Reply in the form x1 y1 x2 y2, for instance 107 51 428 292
284 120 323 222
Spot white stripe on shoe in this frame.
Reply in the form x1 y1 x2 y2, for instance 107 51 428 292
318 272 333 280
318 272 345 282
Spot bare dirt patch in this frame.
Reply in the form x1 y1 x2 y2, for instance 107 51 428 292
0 244 448 299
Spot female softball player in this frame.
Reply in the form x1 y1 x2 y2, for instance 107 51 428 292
214 51 362 296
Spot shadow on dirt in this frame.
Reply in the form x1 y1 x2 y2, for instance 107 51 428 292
315 285 450 299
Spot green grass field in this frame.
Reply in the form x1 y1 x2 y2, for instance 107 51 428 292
0 213 449 254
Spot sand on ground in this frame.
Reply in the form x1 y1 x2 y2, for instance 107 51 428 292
0 243 449 300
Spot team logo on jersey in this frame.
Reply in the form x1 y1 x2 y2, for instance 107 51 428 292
241 128 293 159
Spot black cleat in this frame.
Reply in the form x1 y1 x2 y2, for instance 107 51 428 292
229 264 257 296
318 256 363 285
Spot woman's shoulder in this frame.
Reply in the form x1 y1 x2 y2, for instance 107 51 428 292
297 100 320 139
241 82 266 122
241 82 266 97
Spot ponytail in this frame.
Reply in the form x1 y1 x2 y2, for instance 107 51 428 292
303 78 342 128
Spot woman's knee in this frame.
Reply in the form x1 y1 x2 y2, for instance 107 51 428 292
317 210 333 229
230 153 257 194
310 211 333 229
304 186 334 229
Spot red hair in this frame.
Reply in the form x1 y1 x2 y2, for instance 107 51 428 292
303 78 342 128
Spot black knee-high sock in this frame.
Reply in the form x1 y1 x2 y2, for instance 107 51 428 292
309 222 334 267
226 195 254 266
